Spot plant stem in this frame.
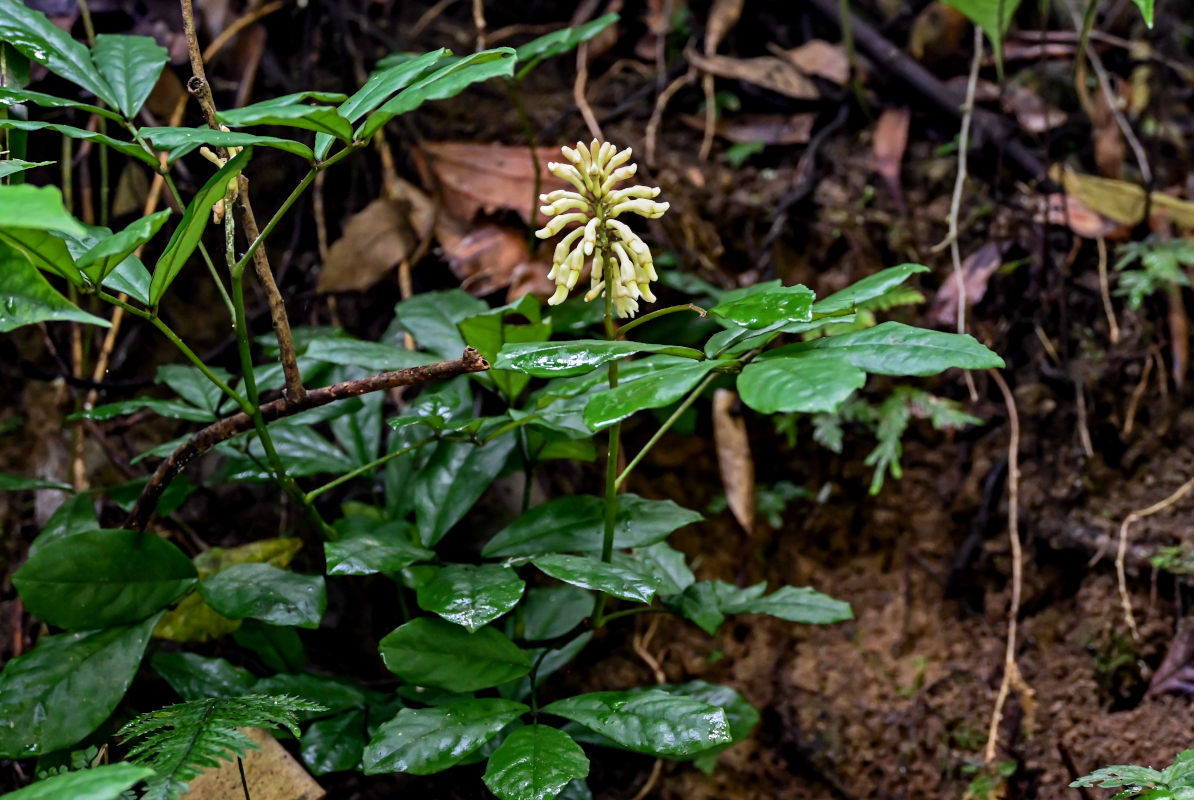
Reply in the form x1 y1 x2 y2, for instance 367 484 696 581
597 606 667 625
232 169 315 279
616 303 706 338
592 240 621 627
305 436 436 502
616 372 718 490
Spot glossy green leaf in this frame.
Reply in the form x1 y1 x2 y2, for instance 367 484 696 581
0 242 109 331
483 494 702 557
217 92 353 142
413 436 516 546
150 146 252 304
14 529 196 630
363 698 527 775
253 672 375 715
0 226 80 285
151 652 257 700
542 689 731 757
305 337 438 371
498 339 703 377
0 472 72 491
766 321 1005 375
500 633 591 703
0 86 120 121
315 48 449 159
460 294 552 400
737 355 865 414
156 363 229 413
380 617 531 692
519 585 593 641
3 763 156 800
69 397 213 423
532 554 659 603
388 288 488 358
668 681 759 771
0 0 115 106
708 284 814 329
77 209 170 282
28 492 98 557
325 522 433 576
612 542 694 596
735 584 853 624
91 34 168 119
0 119 161 167
811 263 929 315
358 48 517 140
232 620 307 674
199 563 326 629
0 615 157 757
941 0 1023 75
302 709 368 775
482 725 589 800
665 581 725 634
1130 0 1154 26
0 183 86 280
515 13 618 71
139 126 312 161
102 253 152 305
0 157 51 179
417 564 525 632
222 424 358 480
584 359 721 430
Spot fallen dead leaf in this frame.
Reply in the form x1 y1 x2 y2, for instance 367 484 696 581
317 198 414 293
932 241 1008 325
416 142 570 226
507 259 558 302
781 39 850 86
705 0 744 55
679 112 815 145
1002 85 1067 134
712 388 754 534
687 49 819 100
1049 164 1194 232
1035 192 1121 239
871 106 910 211
181 728 325 800
443 224 533 296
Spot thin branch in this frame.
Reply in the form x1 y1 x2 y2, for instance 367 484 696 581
1116 473 1194 641
125 348 490 531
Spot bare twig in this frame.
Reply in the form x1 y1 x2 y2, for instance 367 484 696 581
1123 354 1153 436
985 368 1029 763
125 348 490 530
574 41 603 140
645 68 696 166
472 0 487 50
1096 235 1120 344
1116 473 1194 641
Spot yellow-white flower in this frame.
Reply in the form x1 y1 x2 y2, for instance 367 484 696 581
536 140 668 318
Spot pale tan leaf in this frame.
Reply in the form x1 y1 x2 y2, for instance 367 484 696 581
181 728 325 800
1035 192 1120 239
781 39 850 86
1049 165 1194 232
1001 85 1067 134
705 0 744 55
443 223 532 296
687 50 819 100
872 107 910 210
417 142 570 225
712 389 754 534
932 241 1007 325
317 198 414 293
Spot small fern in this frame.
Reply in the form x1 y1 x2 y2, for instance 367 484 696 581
118 693 325 800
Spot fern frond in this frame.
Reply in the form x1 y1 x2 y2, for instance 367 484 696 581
119 693 325 800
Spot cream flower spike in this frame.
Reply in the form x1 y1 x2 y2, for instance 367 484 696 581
536 139 668 318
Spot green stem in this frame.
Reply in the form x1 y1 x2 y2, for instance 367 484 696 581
596 606 667 626
616 303 706 338
592 240 621 627
305 437 436 502
232 169 316 279
507 79 541 252
615 372 719 490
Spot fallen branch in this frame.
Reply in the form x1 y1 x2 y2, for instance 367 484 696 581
125 348 490 531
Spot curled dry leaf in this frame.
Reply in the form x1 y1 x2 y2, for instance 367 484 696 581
679 112 815 145
932 241 1008 325
443 223 536 297
705 0 744 55
712 388 755 535
779 39 850 86
416 142 570 226
687 49 819 100
871 106 910 211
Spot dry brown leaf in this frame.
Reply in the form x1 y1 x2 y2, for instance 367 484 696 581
317 198 414 293
507 259 558 302
1036 192 1121 239
781 39 850 86
932 241 1008 325
687 49 819 100
416 142 570 226
181 728 325 800
1090 75 1126 178
705 0 744 55
1170 290 1188 389
872 107 909 211
908 2 968 62
1001 85 1067 134
679 112 815 145
443 224 532 296
712 389 754 534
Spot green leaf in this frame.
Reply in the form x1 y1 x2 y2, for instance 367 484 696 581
668 681 759 771
0 183 87 281
2 763 156 800
302 709 367 775
767 321 1005 375
363 698 527 775
519 585 593 641
358 48 517 141
77 209 170 283
612 542 694 596
482 725 589 800
664 581 725 634
501 633 591 702
198 563 326 629
0 157 52 179
483 494 702 557
0 242 109 331
315 48 449 159
139 126 313 162
388 288 488 359
28 492 98 557
0 472 73 491
941 0 1023 75
707 284 815 329
0 615 158 757
68 397 214 423
584 359 721 430
253 672 374 715
736 585 853 624
305 337 439 371
811 263 929 315
497 339 704 377
1130 0 1154 26
0 119 161 167
417 564 526 632
91 34 168 119
103 253 152 305
0 226 80 286
157 363 229 413
532 554 659 603
737 355 865 414
217 92 353 142
379 616 531 692
542 689 731 757
413 436 517 546
0 0 115 106
0 86 120 121
14 529 196 630
460 294 552 401
151 146 252 304
515 13 618 71
325 521 433 576
151 652 257 700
